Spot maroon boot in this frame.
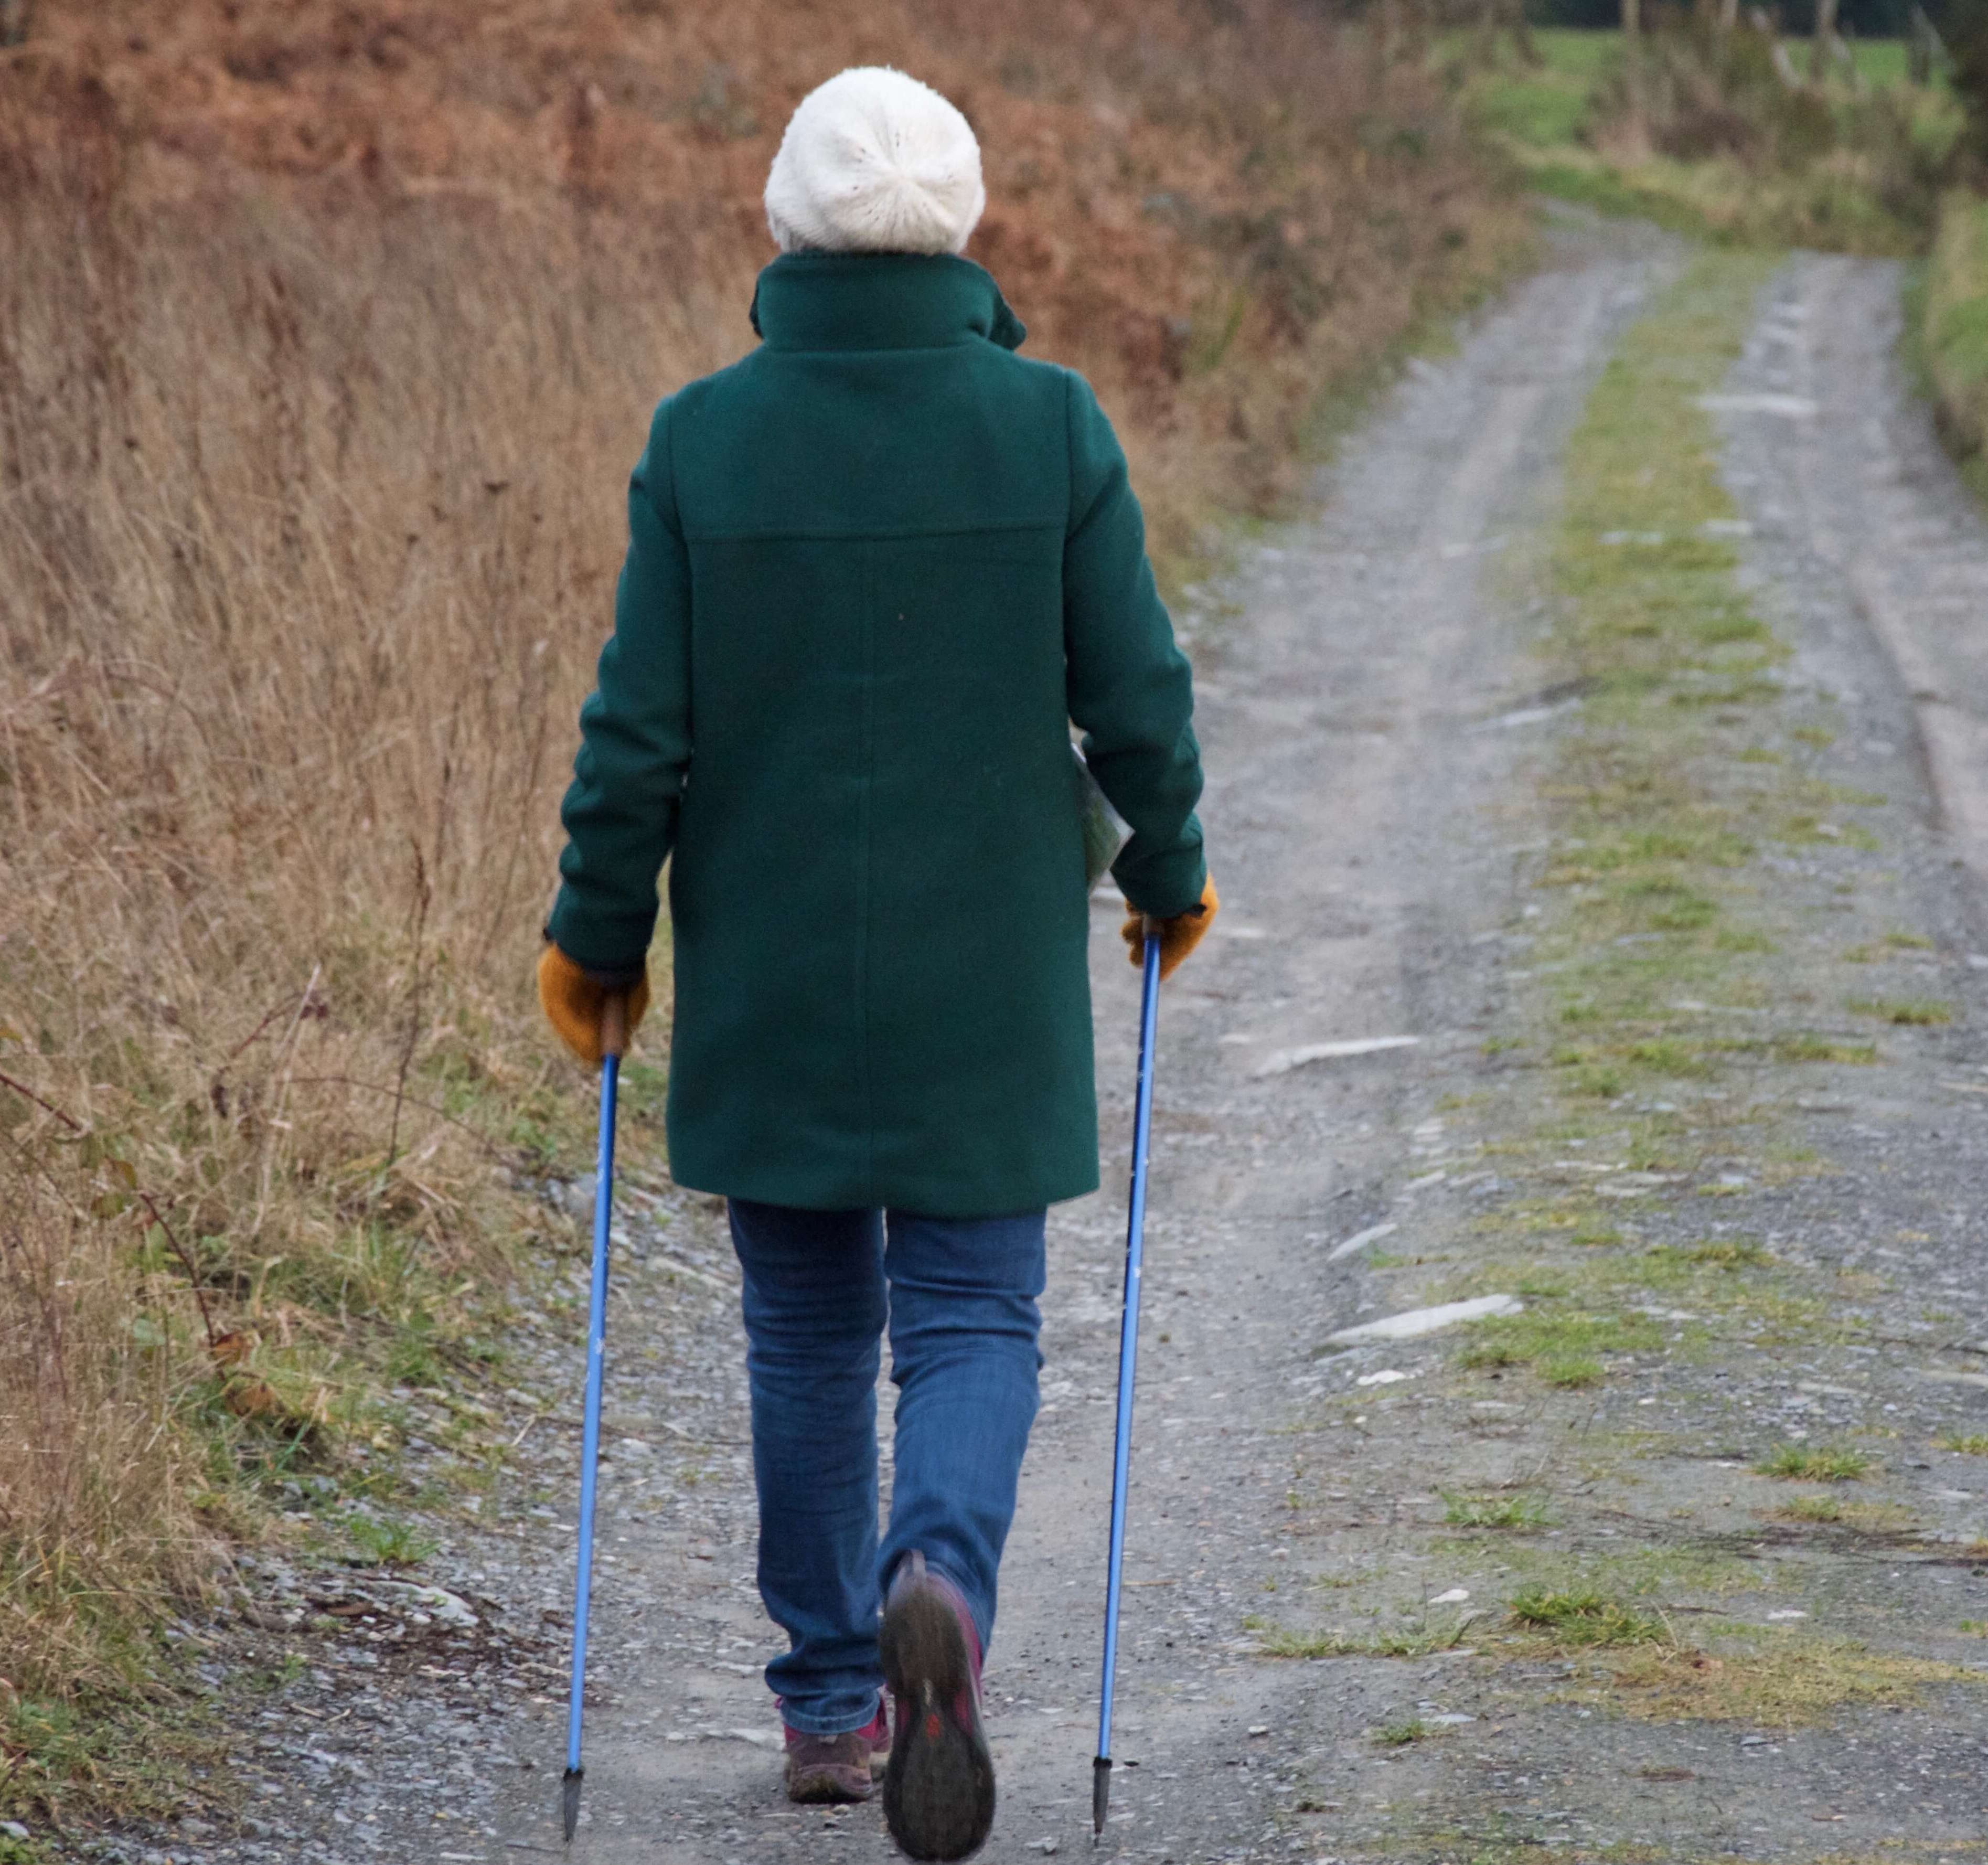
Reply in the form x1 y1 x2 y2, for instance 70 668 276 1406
783 1699 889 1804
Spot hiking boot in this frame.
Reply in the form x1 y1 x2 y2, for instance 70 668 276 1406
879 1552 995 1861
783 1700 889 1804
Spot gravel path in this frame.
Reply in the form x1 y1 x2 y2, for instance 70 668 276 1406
99 218 1988 1865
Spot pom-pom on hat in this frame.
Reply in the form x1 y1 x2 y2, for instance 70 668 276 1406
765 67 985 257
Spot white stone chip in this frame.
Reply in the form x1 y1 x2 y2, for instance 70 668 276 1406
1328 1221 1398 1262
1697 392 1820 419
1326 1294 1522 1345
1254 1036 1420 1077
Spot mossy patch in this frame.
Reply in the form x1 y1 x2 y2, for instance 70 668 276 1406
1584 1635 1975 1725
1756 1443 1872 1482
1650 1238 1770 1270
1459 1305 1665 1383
1772 1032 1879 1064
1509 1586 1666 1646
1484 1542 1765 1601
1248 1615 1473 1659
1846 996 1955 1026
1443 1490 1552 1530
1772 1494 1917 1534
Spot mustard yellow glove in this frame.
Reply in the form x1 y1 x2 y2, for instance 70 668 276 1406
1121 876 1219 983
536 944 650 1067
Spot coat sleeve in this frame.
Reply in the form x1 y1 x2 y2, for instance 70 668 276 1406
1062 374 1208 919
544 402 693 978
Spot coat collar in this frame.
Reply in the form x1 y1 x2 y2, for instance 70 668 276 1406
749 252 1027 354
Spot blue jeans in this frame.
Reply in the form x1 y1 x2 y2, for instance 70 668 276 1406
728 1198 1046 1736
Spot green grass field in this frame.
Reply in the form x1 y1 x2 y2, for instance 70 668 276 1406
1468 25 1938 101
1457 26 1961 255
1462 28 1618 150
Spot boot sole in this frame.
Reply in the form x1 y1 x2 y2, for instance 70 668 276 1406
879 1585 995 1861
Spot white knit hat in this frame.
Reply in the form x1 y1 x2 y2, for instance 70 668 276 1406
764 67 985 257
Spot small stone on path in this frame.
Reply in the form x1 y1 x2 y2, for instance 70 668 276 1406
1328 1221 1397 1262
1254 1036 1419 1077
1327 1294 1521 1345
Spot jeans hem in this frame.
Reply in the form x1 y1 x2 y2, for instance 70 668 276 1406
776 1688 882 1738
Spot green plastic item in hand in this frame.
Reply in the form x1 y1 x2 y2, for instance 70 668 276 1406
1073 745 1129 894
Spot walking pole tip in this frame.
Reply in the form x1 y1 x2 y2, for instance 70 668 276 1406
562 1765 583 1843
1092 1754 1111 1839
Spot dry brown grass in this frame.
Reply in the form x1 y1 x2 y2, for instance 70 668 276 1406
7 0 1523 556
0 1166 211 1691
0 0 1517 1820
1585 1635 1976 1725
0 120 695 1757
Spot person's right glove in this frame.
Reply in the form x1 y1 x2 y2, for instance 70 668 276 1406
1120 876 1219 983
536 943 651 1067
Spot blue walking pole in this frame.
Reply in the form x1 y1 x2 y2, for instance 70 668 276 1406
563 996 627 1845
1094 930 1162 1840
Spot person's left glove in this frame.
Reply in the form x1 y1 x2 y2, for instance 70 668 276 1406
536 944 650 1066
1121 876 1220 982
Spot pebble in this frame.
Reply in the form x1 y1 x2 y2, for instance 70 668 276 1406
1327 1221 1398 1262
1327 1293 1522 1345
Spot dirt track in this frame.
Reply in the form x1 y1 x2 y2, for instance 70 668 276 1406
125 210 1988 1865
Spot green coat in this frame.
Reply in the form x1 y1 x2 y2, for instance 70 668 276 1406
548 252 1206 1216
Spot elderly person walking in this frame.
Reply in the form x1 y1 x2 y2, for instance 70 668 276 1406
536 66 1215 1861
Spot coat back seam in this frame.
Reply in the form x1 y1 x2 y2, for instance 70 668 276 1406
858 538 878 1206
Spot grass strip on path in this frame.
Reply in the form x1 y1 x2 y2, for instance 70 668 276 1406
1437 251 1983 1729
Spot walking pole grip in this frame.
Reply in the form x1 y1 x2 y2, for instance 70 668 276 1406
600 992 628 1061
